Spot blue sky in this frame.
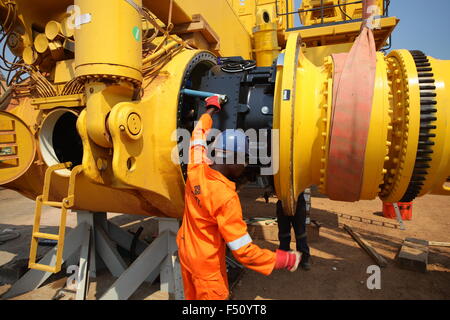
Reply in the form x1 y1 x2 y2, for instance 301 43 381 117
294 0 450 60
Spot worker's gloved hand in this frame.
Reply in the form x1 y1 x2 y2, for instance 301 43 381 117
205 95 222 111
274 249 302 272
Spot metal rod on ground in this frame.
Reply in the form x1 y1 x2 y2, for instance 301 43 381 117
343 224 388 268
392 203 406 230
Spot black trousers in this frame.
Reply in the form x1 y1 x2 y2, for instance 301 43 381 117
276 194 310 257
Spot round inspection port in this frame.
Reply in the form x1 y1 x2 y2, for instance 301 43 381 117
39 109 83 177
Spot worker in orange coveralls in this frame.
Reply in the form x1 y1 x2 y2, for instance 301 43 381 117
176 95 302 300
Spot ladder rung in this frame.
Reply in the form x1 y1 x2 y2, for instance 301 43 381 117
0 142 17 147
0 130 15 135
42 201 63 208
28 163 82 275
0 154 18 161
28 263 58 273
33 232 60 241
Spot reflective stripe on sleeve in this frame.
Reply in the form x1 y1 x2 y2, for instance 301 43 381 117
190 139 207 148
227 233 252 251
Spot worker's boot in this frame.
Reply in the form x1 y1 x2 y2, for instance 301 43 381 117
299 252 311 271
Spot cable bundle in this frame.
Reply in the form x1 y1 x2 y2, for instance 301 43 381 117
219 57 256 73
141 5 192 79
61 77 84 96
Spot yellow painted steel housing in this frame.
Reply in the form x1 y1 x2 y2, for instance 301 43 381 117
0 111 36 184
416 57 450 196
273 35 450 213
3 49 217 218
0 0 449 220
299 0 385 26
74 0 143 84
253 21 280 67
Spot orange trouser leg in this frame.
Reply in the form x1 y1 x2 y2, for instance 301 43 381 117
193 275 229 300
193 260 229 300
181 266 229 300
181 266 196 300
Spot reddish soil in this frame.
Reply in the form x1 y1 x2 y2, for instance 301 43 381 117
1 187 449 300
232 187 450 300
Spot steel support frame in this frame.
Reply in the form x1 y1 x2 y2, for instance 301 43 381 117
3 212 184 300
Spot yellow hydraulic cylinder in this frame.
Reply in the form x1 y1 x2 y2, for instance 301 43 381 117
253 10 280 67
74 0 143 84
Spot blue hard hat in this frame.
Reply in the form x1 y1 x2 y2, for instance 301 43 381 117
211 129 249 156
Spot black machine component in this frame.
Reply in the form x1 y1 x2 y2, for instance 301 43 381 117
401 50 438 202
199 58 277 180
178 57 278 182
195 57 276 133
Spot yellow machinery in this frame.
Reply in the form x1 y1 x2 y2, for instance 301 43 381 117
0 0 449 281
299 0 385 26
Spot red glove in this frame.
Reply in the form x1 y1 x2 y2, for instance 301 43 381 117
205 95 222 111
274 249 302 272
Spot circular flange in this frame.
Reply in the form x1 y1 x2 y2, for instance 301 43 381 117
400 50 438 202
273 32 302 216
318 57 333 194
380 50 422 202
177 51 217 180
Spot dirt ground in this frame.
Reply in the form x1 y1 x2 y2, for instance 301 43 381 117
235 187 450 300
0 186 449 300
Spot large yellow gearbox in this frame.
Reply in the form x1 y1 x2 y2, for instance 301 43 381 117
0 0 449 219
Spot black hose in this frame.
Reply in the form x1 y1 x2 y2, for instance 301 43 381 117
220 57 256 73
385 0 391 15
0 229 21 244
338 0 353 21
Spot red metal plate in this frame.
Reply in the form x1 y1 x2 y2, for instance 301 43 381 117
326 27 377 201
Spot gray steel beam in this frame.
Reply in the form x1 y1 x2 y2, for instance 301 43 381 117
76 225 92 300
99 231 169 300
95 225 127 277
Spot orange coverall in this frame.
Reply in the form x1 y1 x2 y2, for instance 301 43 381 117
176 113 276 300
